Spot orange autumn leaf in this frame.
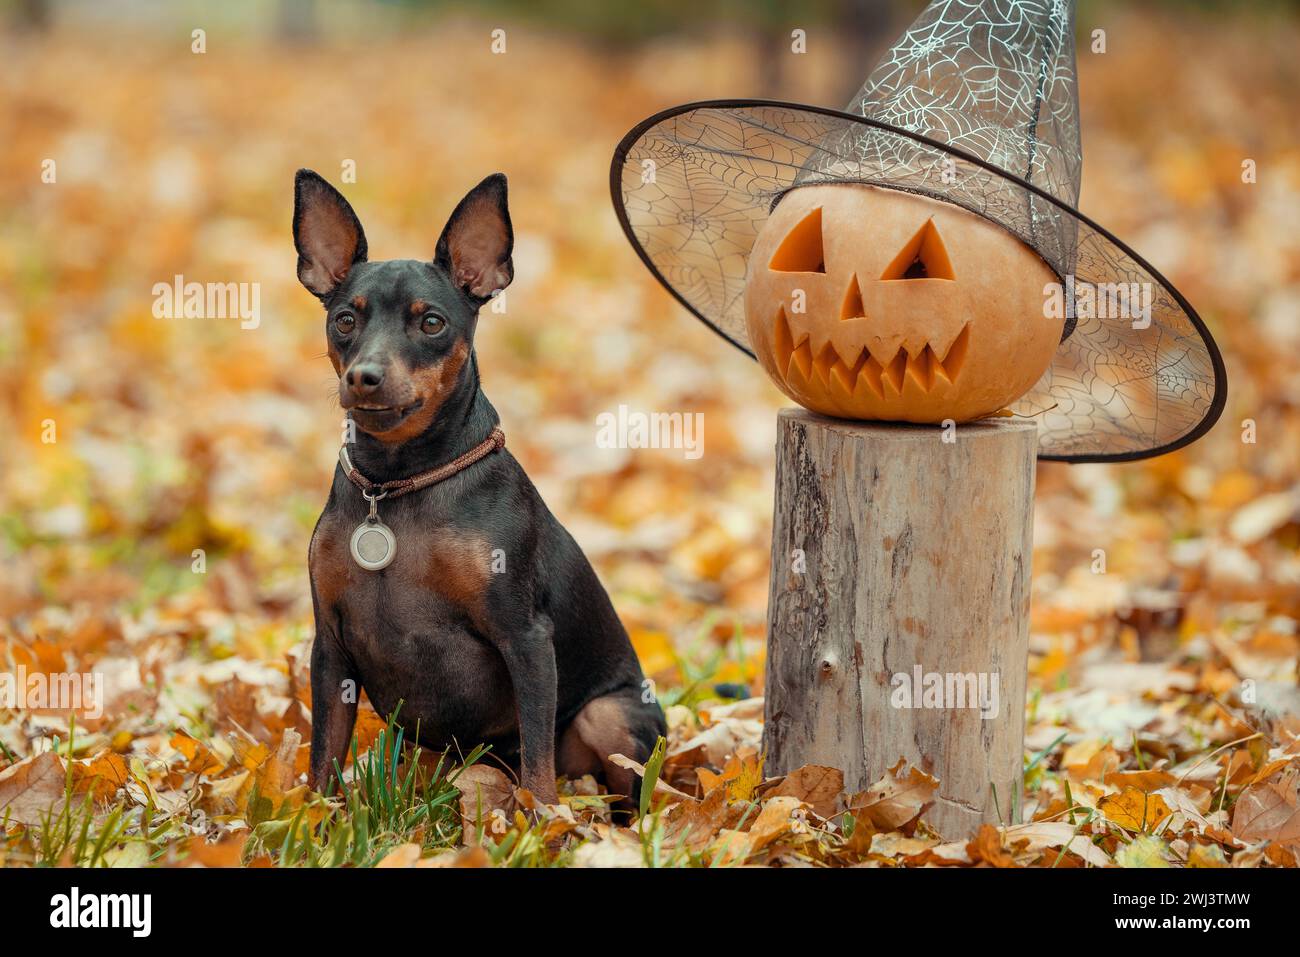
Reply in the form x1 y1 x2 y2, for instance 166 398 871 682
765 764 844 819
697 747 763 803
1232 770 1300 846
178 834 248 868
967 824 1018 868
71 750 129 803
846 759 938 831
171 731 227 776
1099 787 1173 832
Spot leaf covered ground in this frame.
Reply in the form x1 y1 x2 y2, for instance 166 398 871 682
1 7 1299 867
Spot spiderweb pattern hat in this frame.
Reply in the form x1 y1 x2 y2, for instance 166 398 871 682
611 0 1224 462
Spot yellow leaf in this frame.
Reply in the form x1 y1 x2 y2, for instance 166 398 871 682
1187 843 1228 868
728 754 764 803
1099 787 1172 832
696 747 763 802
1115 834 1170 868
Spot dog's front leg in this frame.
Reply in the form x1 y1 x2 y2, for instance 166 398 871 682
486 615 558 804
308 612 359 794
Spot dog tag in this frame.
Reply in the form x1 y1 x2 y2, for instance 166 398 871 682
350 491 397 571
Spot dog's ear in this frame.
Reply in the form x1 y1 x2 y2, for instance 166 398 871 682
435 173 513 303
293 169 368 299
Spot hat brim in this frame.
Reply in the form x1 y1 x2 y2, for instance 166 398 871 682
610 100 1226 463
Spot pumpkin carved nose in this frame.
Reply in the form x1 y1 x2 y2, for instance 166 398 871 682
841 274 866 320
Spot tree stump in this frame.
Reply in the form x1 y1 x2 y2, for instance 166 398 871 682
762 409 1037 838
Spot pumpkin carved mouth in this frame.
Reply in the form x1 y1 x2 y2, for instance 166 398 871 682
774 306 971 398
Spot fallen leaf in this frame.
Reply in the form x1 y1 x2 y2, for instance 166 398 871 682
967 824 1017 867
608 752 693 805
747 795 804 851
71 750 129 803
707 828 753 867
696 747 763 803
764 764 843 819
418 846 492 868
870 831 939 860
1103 769 1176 791
846 759 938 830
663 786 731 851
453 764 516 836
668 718 762 768
698 697 765 725
1099 787 1173 832
177 834 247 868
572 831 644 868
376 843 422 868
0 752 68 825
1005 821 1112 867
1116 834 1171 867
1231 770 1300 845
1187 842 1228 868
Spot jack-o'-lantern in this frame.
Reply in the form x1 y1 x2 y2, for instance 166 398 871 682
743 184 1062 423
612 0 1225 460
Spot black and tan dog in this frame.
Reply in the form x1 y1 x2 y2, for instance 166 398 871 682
295 169 664 805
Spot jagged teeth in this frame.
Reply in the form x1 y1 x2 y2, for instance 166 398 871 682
774 309 970 398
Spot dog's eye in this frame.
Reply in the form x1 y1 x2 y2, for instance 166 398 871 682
334 312 355 333
421 313 447 336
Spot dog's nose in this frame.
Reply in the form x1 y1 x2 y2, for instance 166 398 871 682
346 362 385 395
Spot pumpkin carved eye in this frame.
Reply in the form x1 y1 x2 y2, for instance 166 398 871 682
768 206 825 273
880 218 954 281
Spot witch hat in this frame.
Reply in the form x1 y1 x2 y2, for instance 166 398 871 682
610 0 1224 462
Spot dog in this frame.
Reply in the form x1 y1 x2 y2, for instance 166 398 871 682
295 169 665 807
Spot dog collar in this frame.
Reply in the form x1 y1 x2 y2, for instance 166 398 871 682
337 427 505 571
339 426 505 499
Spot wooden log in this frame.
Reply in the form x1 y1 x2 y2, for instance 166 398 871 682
762 408 1037 838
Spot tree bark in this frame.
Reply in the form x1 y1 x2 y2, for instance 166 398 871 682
762 409 1037 838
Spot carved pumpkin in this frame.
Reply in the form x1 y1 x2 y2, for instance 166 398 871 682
744 184 1063 424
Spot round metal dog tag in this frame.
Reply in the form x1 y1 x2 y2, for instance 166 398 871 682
351 518 397 571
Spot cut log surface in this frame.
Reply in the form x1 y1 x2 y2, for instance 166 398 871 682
762 408 1037 838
